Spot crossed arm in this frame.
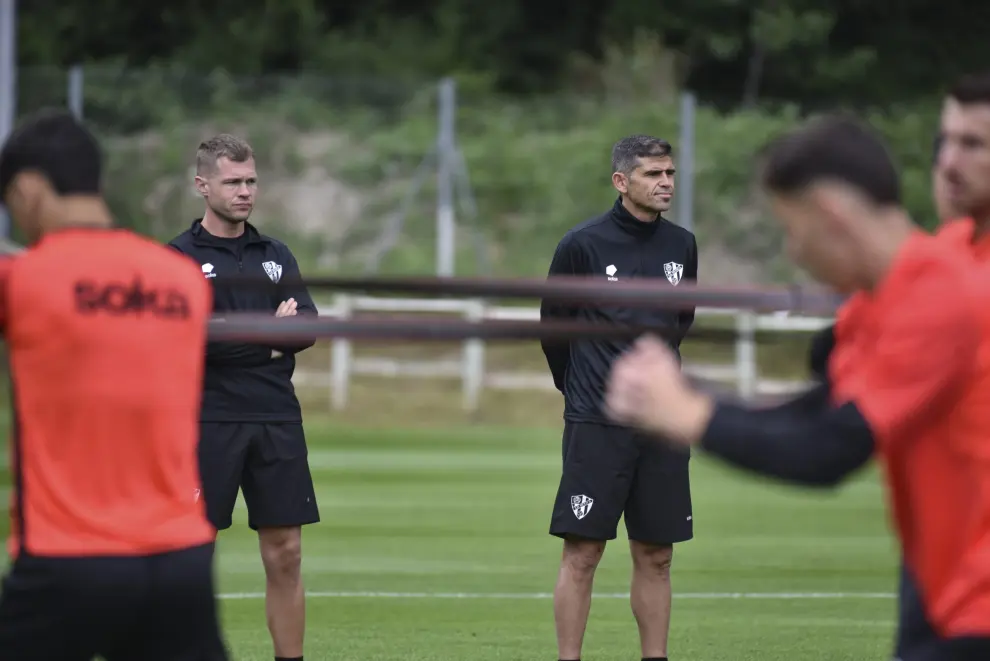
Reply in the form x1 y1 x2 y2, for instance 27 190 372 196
169 245 318 367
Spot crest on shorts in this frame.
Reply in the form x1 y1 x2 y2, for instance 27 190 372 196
663 261 683 286
262 261 282 283
571 495 594 520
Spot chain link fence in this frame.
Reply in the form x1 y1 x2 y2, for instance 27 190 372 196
16 66 495 277
31 63 948 287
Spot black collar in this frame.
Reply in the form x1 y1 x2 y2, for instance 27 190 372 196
609 197 660 239
188 218 267 246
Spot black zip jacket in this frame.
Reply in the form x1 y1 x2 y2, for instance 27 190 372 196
540 197 699 424
168 219 317 423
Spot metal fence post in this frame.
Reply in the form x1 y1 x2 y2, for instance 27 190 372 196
68 64 84 119
462 299 486 412
734 310 757 399
436 78 456 276
0 0 17 240
676 91 696 233
330 294 353 411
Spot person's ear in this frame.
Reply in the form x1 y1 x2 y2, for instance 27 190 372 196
810 184 861 236
194 175 209 198
611 171 629 195
5 172 49 239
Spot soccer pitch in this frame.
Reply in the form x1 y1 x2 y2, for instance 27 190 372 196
211 418 900 660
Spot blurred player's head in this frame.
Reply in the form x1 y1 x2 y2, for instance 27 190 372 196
761 114 904 293
938 72 990 223
194 134 257 227
931 135 958 223
0 109 104 243
611 135 675 217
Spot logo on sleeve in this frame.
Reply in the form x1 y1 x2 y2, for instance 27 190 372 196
201 263 216 279
663 261 683 285
262 261 282 283
605 264 618 282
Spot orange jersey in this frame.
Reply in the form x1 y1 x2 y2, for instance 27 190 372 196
937 217 990 258
830 231 990 637
2 228 215 558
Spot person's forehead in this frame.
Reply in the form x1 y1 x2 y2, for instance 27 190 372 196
941 99 990 135
635 155 674 171
214 156 256 177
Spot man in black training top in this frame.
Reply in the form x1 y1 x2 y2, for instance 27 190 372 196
540 135 698 661
168 134 319 661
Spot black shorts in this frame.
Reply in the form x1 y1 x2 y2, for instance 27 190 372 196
896 563 938 658
0 543 227 661
199 422 320 531
549 421 693 545
894 563 990 661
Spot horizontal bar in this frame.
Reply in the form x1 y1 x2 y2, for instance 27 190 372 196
208 314 749 343
213 274 844 314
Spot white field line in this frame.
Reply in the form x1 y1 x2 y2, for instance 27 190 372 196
217 590 895 601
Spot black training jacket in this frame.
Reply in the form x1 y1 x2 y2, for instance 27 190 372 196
540 197 699 424
168 219 317 423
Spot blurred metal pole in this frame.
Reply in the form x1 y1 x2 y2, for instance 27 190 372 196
0 0 17 238
68 64 84 119
436 78 456 276
676 91 696 233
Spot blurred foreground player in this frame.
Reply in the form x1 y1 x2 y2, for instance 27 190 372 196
0 110 226 660
892 71 990 661
169 134 318 661
605 115 990 661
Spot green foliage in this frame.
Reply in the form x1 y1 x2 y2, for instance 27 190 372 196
17 59 940 280
17 0 990 109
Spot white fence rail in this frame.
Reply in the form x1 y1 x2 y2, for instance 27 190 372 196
302 295 834 412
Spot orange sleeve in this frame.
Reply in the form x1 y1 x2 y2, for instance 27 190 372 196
852 268 980 446
0 257 14 330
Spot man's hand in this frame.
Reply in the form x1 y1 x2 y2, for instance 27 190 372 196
604 335 715 446
275 298 298 318
270 299 299 358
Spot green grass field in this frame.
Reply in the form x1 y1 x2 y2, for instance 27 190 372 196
196 416 898 661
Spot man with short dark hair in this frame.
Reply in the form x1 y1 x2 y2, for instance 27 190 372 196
606 114 990 661
541 134 698 661
936 71 990 234
169 134 319 661
889 69 990 661
0 109 227 660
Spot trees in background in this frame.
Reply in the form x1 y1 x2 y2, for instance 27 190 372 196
17 0 988 108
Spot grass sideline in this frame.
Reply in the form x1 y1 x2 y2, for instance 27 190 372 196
2 416 897 660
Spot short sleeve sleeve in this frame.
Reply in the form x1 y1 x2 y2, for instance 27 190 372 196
849 267 981 445
0 257 14 330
